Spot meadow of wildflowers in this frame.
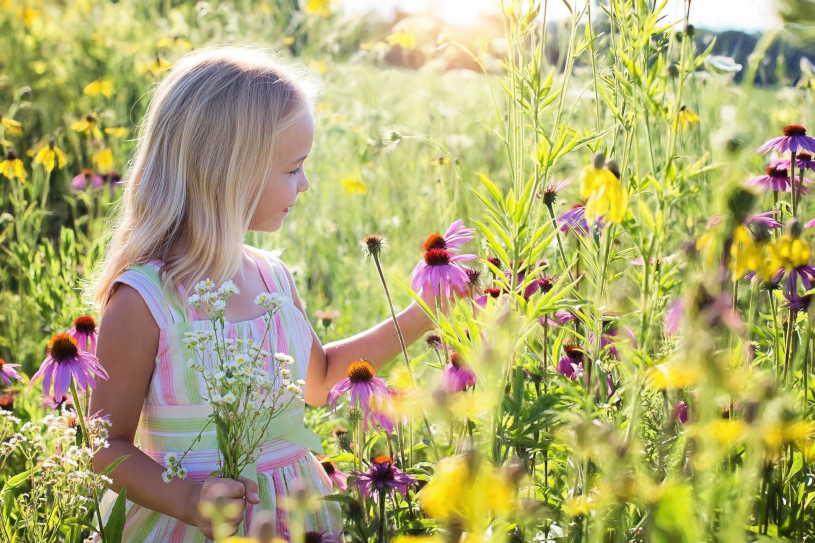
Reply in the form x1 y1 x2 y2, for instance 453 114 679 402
1 0 815 541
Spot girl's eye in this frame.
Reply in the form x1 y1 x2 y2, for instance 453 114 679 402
288 167 302 176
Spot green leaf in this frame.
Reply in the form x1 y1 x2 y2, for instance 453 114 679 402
101 454 131 477
103 487 128 543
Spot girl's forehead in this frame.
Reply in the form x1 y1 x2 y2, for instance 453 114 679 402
277 112 314 158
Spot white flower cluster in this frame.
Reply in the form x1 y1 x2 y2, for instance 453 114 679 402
161 451 187 482
188 278 241 319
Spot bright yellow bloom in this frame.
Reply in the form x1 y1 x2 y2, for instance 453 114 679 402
645 361 700 390
305 0 332 16
83 80 114 99
72 115 103 140
0 116 22 136
710 419 748 447
156 36 192 50
138 55 173 76
341 177 367 195
673 105 701 131
0 150 26 183
17 7 41 26
281 36 296 45
729 225 767 281
93 148 114 172
418 454 514 531
34 140 66 173
767 233 811 271
579 161 628 224
104 127 129 138
386 31 417 50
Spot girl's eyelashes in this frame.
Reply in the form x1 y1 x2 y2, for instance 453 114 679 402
288 166 302 176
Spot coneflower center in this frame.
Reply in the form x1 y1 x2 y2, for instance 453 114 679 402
320 461 336 475
565 345 584 360
346 360 375 382
423 233 446 251
74 316 97 333
305 532 326 543
48 334 79 361
767 166 789 179
5 150 18 161
0 358 5 370
424 248 452 266
784 125 807 137
485 288 502 298
798 152 813 161
372 455 393 465
450 352 464 368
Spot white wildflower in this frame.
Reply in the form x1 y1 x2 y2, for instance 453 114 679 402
218 281 240 296
274 353 294 366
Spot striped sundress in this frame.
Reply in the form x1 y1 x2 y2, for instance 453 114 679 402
97 246 343 542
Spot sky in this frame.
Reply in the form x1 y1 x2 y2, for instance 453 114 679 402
343 0 780 32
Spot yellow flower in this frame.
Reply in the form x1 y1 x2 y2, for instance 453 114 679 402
17 7 41 26
673 105 700 131
104 127 129 139
34 140 66 173
0 116 22 136
305 0 332 16
710 419 748 447
72 115 103 140
341 178 367 195
767 233 811 271
729 225 767 281
83 80 114 99
418 454 514 530
386 31 417 50
93 148 114 172
156 36 192 50
0 150 26 183
138 55 173 76
579 156 628 224
281 36 295 46
645 362 700 390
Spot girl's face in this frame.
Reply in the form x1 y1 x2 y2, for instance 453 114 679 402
249 110 314 233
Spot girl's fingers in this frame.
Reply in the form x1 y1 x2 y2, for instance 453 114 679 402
238 476 261 504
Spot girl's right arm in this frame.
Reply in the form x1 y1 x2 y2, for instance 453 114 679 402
90 284 258 538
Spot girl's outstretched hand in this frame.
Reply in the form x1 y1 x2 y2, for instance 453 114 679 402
191 475 260 538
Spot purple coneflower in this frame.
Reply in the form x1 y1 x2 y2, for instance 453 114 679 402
410 248 476 298
757 125 815 155
318 457 350 492
558 203 602 237
542 179 570 206
31 333 108 398
775 151 815 173
665 298 683 336
67 315 98 355
442 353 476 393
784 265 815 309
746 211 783 230
42 394 72 411
673 400 689 424
523 276 555 300
0 358 23 387
557 346 585 380
746 165 796 192
422 220 475 253
305 531 342 543
70 169 104 190
475 287 503 307
351 455 416 501
327 360 390 416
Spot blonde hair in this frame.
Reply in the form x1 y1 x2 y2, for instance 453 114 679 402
90 45 313 312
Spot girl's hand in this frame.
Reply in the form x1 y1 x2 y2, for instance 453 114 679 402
191 475 260 538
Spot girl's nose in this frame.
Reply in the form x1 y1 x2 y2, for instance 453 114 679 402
298 174 310 193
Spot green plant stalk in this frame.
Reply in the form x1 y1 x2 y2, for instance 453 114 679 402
378 489 386 543
371 252 413 382
70 382 107 543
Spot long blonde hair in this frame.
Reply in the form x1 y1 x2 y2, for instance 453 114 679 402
90 45 313 312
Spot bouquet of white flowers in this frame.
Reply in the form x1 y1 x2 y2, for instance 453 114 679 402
163 279 304 482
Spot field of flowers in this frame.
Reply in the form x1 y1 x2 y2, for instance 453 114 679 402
1 0 815 541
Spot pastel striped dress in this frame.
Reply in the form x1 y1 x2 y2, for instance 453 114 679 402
98 247 343 542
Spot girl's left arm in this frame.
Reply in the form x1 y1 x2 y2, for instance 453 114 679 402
280 265 436 406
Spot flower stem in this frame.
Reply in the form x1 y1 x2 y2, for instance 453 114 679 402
372 253 414 383
70 382 107 543
378 490 386 543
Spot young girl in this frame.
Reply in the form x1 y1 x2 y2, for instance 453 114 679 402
89 45 437 541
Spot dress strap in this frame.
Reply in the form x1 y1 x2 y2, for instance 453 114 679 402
246 247 292 299
108 262 187 329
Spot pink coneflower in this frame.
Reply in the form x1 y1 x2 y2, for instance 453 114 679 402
421 219 475 253
0 358 23 387
673 400 689 424
442 353 476 393
318 457 350 492
746 165 795 192
757 125 815 155
304 531 342 543
351 455 416 501
775 151 815 173
67 315 98 355
523 276 555 300
70 169 104 190
42 394 72 410
475 287 503 307
410 248 476 298
327 360 390 416
746 211 783 230
542 179 570 206
665 298 683 336
557 346 585 380
558 204 602 237
30 333 109 399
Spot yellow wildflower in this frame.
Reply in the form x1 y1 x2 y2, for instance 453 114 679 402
34 140 66 173
645 361 700 390
305 0 332 16
418 454 514 531
72 114 103 140
17 7 41 26
767 233 811 271
156 36 192 50
281 36 295 46
579 153 628 224
0 150 26 183
0 116 22 136
341 178 367 195
386 31 417 50
104 127 129 139
138 55 173 76
673 105 701 131
710 419 748 447
729 225 767 281
83 80 114 99
784 420 815 451
93 148 114 172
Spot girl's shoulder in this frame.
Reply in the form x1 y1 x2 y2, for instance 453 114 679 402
106 259 185 329
243 245 296 296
